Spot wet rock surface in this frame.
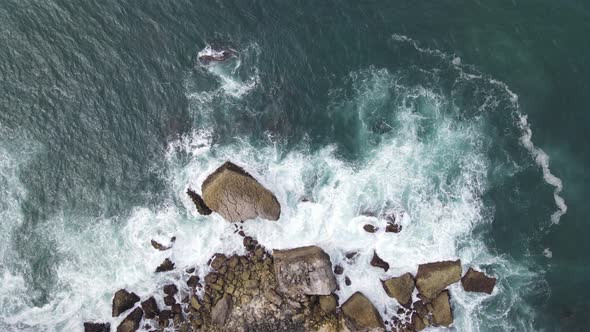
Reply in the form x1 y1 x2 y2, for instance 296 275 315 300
341 292 385 331
187 188 212 215
371 251 390 272
83 322 110 332
461 267 496 294
201 161 281 222
415 260 461 300
112 289 140 317
116 307 143 332
383 273 415 307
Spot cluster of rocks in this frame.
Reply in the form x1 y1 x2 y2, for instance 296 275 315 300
84 161 497 331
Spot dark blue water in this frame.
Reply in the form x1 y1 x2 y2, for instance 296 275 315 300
0 1 588 331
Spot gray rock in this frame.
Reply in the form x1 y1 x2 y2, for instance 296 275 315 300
84 322 110 332
201 161 281 222
273 246 337 297
211 294 233 326
461 267 496 294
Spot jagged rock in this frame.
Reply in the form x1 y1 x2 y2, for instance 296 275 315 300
211 294 233 326
187 188 212 215
201 161 281 222
319 294 338 314
140 297 159 319
411 312 427 331
116 307 143 332
334 265 344 275
273 246 337 297
415 260 462 299
370 251 389 272
363 224 378 233
187 275 199 288
112 289 140 317
341 292 385 331
385 222 402 233
84 322 110 332
461 267 496 294
155 258 175 273
164 294 176 306
163 284 178 296
150 237 175 251
431 290 453 326
382 273 415 307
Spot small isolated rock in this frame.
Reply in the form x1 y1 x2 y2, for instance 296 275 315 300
163 284 178 296
164 294 176 306
415 260 461 300
431 290 453 326
116 307 143 332
370 251 389 272
187 188 212 215
345 252 358 260
211 294 233 326
84 322 110 332
319 294 338 314
273 246 337 297
201 161 281 222
334 265 344 275
461 267 496 294
345 276 352 286
341 292 385 331
385 222 402 233
382 273 415 307
155 258 175 273
187 275 199 288
112 289 140 317
141 296 159 319
363 224 378 233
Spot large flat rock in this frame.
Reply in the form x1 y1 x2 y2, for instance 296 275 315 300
273 246 337 298
415 259 462 300
201 161 280 222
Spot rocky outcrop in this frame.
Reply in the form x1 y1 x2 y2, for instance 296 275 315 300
112 289 140 317
461 268 496 294
415 260 462 300
370 251 390 272
273 246 337 298
187 188 212 215
341 292 385 331
211 294 233 325
201 161 280 222
382 273 415 307
155 258 175 272
116 307 143 332
84 322 110 332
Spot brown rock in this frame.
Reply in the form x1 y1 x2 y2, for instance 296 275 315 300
341 292 385 331
163 295 176 306
273 246 337 297
84 322 110 332
210 254 227 271
431 290 453 326
116 307 143 332
461 267 496 294
201 161 280 222
385 222 402 233
415 260 462 300
382 273 415 307
319 294 338 314
186 188 212 215
334 265 344 275
211 294 233 326
163 284 178 296
411 312 427 331
140 297 159 319
370 251 389 272
155 258 175 273
187 275 199 288
150 239 172 251
112 289 140 317
363 224 378 233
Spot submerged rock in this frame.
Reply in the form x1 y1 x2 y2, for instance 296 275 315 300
385 222 402 233
155 258 175 273
273 245 337 298
187 188 212 215
382 273 415 307
201 161 280 222
415 260 461 299
370 251 390 272
112 289 140 317
341 292 385 331
150 237 175 251
461 267 496 294
116 307 143 332
363 224 378 233
84 322 110 332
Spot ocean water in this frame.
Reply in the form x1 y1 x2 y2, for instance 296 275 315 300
1 1 589 331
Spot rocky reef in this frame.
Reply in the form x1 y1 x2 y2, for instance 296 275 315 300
85 161 497 331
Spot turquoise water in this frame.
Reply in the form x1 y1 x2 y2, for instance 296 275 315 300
0 1 588 331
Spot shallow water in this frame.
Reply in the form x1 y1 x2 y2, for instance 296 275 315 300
0 1 588 331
